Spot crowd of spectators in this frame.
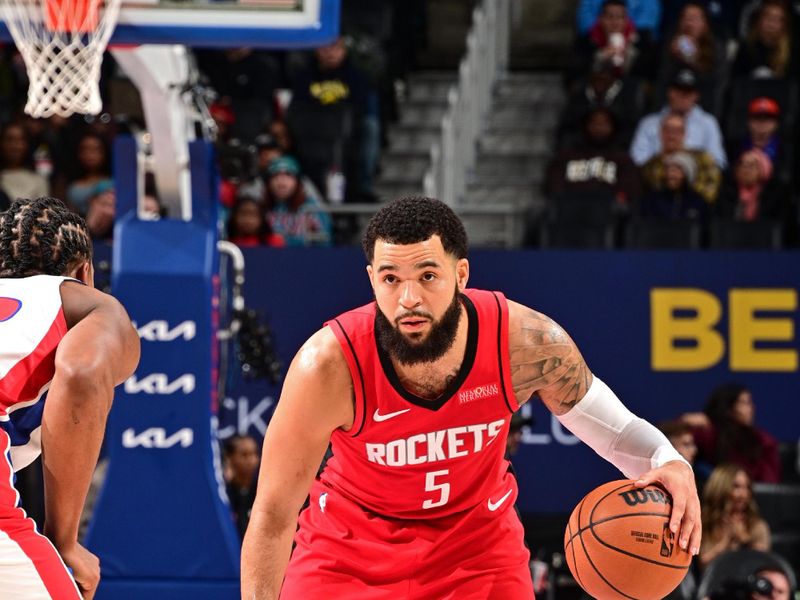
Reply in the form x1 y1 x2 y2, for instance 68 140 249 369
548 0 800 249
0 0 426 246
655 379 799 598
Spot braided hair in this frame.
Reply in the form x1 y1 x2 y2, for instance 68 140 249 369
0 196 92 278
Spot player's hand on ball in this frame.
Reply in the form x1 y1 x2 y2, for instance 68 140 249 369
60 542 101 599
634 460 701 556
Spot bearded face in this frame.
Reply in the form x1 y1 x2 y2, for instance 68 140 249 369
374 285 462 366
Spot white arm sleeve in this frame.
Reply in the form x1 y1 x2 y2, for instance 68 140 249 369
555 376 690 479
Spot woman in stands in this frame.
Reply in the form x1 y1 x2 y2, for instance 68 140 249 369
263 156 332 247
717 148 787 223
659 3 724 111
65 132 113 217
0 121 49 202
227 195 285 248
683 382 782 482
733 0 797 79
699 463 771 569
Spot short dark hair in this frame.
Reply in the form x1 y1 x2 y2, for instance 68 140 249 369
0 196 92 278
602 0 627 11
362 196 468 262
657 419 692 439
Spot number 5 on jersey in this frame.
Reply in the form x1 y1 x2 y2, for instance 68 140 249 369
422 469 450 509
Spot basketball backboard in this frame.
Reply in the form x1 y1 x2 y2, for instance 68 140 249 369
0 0 340 48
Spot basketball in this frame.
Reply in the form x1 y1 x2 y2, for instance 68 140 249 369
564 479 691 600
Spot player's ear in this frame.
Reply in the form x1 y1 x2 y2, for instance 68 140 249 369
455 258 469 291
71 260 95 288
366 264 375 291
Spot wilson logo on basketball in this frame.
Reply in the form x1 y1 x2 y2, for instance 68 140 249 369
660 523 675 558
617 488 672 507
458 383 499 404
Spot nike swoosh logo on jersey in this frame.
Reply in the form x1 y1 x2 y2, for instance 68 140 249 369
373 408 411 422
487 489 513 512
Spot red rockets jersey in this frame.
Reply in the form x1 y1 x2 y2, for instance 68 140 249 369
320 289 520 520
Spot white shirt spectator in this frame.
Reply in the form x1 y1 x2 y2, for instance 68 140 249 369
630 106 727 168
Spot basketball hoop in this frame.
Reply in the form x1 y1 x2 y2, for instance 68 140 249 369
0 0 122 117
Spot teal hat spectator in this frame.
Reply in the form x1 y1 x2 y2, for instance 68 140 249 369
267 156 300 178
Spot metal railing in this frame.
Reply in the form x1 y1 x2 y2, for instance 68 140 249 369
423 0 510 206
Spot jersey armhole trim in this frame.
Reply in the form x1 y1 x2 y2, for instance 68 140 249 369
492 291 517 414
331 319 367 437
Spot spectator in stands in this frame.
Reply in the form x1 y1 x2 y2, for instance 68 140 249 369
65 132 113 216
732 0 797 79
141 194 164 221
638 151 710 224
223 434 260 541
0 121 49 202
631 69 727 167
660 0 746 41
699 463 771 569
658 2 726 111
289 36 380 201
577 0 662 42
210 102 236 144
575 0 641 78
558 62 644 146
752 568 792 600
717 148 787 222
727 97 785 174
268 120 293 155
263 156 332 246
683 383 782 482
641 112 722 203
84 184 115 242
227 195 285 248
254 134 282 175
196 49 279 143
545 107 641 208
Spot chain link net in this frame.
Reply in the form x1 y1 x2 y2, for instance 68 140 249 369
0 0 122 117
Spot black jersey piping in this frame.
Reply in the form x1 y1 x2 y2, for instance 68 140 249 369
492 292 516 414
333 318 367 437
375 293 478 411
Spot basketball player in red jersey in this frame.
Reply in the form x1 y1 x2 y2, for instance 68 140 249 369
241 196 701 599
0 197 140 599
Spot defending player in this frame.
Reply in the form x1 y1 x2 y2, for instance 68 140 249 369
241 196 701 599
0 197 140 599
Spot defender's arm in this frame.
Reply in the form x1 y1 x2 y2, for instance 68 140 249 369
241 327 354 600
42 283 140 596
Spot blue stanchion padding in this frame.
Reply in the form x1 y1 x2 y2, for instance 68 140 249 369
86 139 239 598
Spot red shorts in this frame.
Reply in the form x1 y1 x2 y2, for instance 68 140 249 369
281 480 534 600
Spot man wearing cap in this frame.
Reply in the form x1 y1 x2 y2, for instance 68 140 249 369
728 97 783 170
630 68 727 168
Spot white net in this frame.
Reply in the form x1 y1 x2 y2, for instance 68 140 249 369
0 0 123 117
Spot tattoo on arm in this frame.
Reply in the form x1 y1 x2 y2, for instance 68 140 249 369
509 307 591 414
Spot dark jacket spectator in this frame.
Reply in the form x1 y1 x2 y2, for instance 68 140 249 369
196 49 279 143
546 108 641 207
641 112 721 203
223 435 260 541
638 151 710 223
732 0 798 79
558 63 644 146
